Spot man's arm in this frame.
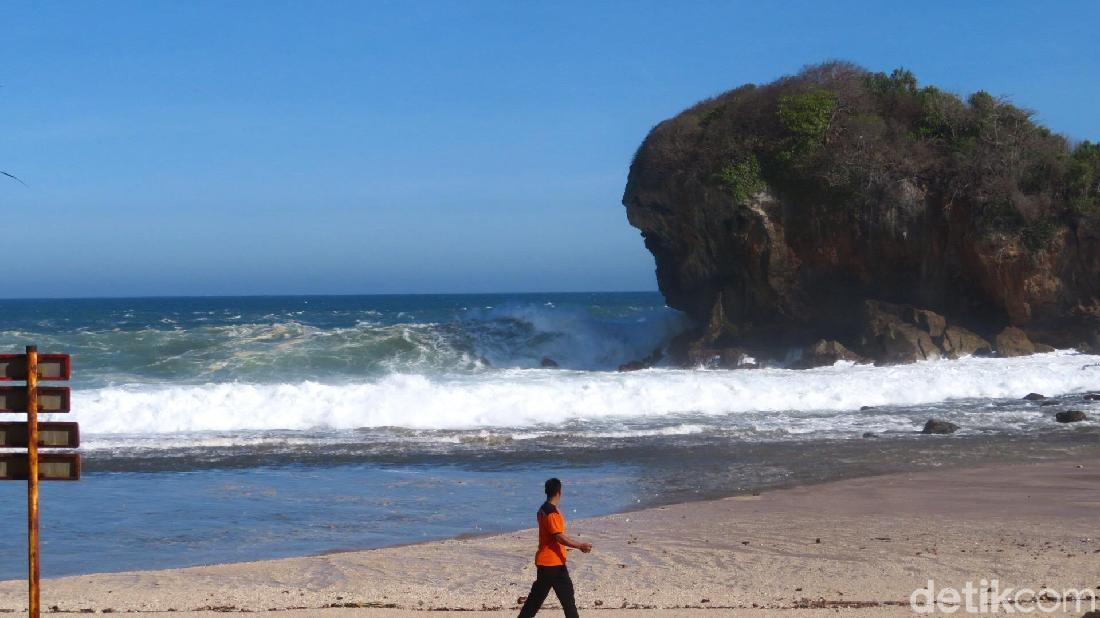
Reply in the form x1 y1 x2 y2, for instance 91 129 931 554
553 533 593 553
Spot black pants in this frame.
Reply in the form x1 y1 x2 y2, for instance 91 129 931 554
517 565 578 618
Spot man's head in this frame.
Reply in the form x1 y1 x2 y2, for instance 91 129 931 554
544 477 562 500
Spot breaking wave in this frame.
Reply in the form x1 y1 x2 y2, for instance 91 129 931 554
62 351 1100 435
0 300 687 385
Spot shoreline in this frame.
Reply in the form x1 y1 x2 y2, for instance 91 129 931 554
2 456 1098 615
41 431 1100 582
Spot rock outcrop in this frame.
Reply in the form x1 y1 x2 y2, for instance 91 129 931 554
994 327 1054 357
940 326 993 359
1055 410 1088 423
922 419 959 434
617 348 664 372
792 339 866 368
622 62 1100 366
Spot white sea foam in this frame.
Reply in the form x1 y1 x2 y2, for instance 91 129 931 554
58 351 1100 435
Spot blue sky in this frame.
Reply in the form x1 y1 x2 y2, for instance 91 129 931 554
2 1 1098 297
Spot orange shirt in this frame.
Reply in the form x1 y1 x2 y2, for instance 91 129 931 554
534 501 567 566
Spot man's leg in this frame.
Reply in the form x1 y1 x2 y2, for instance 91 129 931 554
549 566 579 618
517 567 553 618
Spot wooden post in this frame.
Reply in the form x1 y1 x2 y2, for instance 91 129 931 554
25 345 39 618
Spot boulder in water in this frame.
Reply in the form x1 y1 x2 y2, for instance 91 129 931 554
540 357 560 368
861 301 942 364
695 346 759 369
940 326 993 359
995 327 1054 357
1023 392 1046 401
1055 410 1087 423
921 419 959 434
793 339 866 368
617 347 664 372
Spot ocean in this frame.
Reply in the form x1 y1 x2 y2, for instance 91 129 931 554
0 292 1098 579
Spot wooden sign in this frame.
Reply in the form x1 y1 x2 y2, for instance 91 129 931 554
0 422 79 448
4 346 79 618
0 387 70 413
0 354 71 381
0 453 80 481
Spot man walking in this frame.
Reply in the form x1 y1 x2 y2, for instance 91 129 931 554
517 478 593 618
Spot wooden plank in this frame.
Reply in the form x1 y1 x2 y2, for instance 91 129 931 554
0 387 70 413
0 422 79 448
0 355 70 382
0 453 80 481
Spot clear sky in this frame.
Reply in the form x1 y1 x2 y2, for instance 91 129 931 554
2 1 1098 297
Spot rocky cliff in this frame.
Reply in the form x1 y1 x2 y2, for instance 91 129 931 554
622 62 1100 367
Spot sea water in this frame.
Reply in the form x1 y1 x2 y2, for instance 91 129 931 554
0 293 1098 578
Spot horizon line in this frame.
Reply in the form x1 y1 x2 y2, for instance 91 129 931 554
0 289 663 302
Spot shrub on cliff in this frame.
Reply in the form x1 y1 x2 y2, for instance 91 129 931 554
636 62 1100 241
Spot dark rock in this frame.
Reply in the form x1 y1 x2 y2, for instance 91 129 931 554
539 357 559 368
1084 393 1100 401
860 405 875 411
1023 393 1047 401
617 347 664 372
688 346 758 369
921 419 959 434
996 327 1040 357
861 300 942 364
861 432 877 438
1039 400 1061 406
1055 410 1088 423
793 339 866 368
940 326 993 359
905 307 947 339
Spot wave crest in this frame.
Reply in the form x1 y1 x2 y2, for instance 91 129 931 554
63 351 1100 434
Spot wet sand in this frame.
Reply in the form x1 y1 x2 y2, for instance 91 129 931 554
1 457 1098 616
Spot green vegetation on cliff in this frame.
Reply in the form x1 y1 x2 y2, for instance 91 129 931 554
642 62 1100 251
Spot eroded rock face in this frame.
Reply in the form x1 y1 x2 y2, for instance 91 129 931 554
621 64 1100 366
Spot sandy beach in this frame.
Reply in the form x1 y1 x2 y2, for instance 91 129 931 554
1 456 1098 616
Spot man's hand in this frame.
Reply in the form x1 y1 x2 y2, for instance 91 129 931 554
555 533 593 553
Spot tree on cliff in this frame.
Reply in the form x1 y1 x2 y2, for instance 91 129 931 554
623 62 1100 364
